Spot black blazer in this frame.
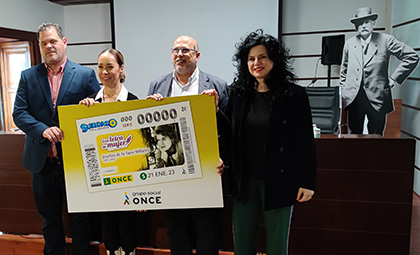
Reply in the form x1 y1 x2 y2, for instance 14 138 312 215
219 83 316 210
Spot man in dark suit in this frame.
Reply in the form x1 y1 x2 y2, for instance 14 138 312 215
340 7 419 135
13 23 100 255
147 35 228 255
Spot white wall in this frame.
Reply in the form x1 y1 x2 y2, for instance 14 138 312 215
0 0 64 33
0 1 110 81
2 0 278 98
114 0 279 98
392 0 420 195
63 3 112 77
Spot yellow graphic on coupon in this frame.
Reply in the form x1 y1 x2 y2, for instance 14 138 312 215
97 130 149 175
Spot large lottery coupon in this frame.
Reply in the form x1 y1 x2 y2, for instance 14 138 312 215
77 101 202 193
58 95 223 212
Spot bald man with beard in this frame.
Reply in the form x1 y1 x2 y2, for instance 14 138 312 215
147 35 228 255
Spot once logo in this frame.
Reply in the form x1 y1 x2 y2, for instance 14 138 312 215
104 174 133 186
132 196 162 205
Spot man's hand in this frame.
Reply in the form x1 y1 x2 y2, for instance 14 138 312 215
389 78 396 88
42 126 64 143
201 89 220 112
147 93 164 101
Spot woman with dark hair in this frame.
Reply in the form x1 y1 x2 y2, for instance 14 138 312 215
205 29 316 254
79 48 137 104
153 124 185 168
79 48 138 255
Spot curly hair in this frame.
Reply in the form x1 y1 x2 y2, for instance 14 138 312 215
231 29 297 95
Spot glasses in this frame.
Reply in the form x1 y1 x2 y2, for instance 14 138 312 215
171 47 198 55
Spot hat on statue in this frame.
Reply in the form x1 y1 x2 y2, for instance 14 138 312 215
350 7 378 24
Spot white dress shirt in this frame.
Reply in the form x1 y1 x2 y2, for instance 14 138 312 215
170 67 199 97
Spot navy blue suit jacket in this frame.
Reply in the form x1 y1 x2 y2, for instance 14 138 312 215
13 59 100 173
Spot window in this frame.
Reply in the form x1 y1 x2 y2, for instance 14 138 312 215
0 27 40 133
0 41 31 132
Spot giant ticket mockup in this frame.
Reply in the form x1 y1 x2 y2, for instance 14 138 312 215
58 95 223 212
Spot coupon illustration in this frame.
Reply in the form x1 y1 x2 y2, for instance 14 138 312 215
76 101 202 193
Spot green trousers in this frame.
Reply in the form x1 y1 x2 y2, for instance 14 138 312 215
232 179 293 255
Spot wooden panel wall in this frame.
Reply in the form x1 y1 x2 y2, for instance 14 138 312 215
0 134 415 254
0 134 42 234
289 135 415 254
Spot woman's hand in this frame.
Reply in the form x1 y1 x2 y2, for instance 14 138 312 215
160 150 169 162
216 158 225 176
79 98 96 107
146 93 164 101
155 149 168 165
296 188 314 202
201 89 220 112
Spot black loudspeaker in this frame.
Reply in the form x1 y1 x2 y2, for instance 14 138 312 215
321 34 345 65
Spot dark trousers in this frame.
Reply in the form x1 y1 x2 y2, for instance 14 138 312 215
32 159 90 255
346 87 387 135
166 208 218 255
102 211 137 253
232 179 293 255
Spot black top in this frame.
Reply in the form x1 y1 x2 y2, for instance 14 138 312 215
243 89 272 180
218 82 317 210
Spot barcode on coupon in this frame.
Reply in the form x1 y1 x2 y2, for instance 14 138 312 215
179 117 195 174
84 145 102 187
